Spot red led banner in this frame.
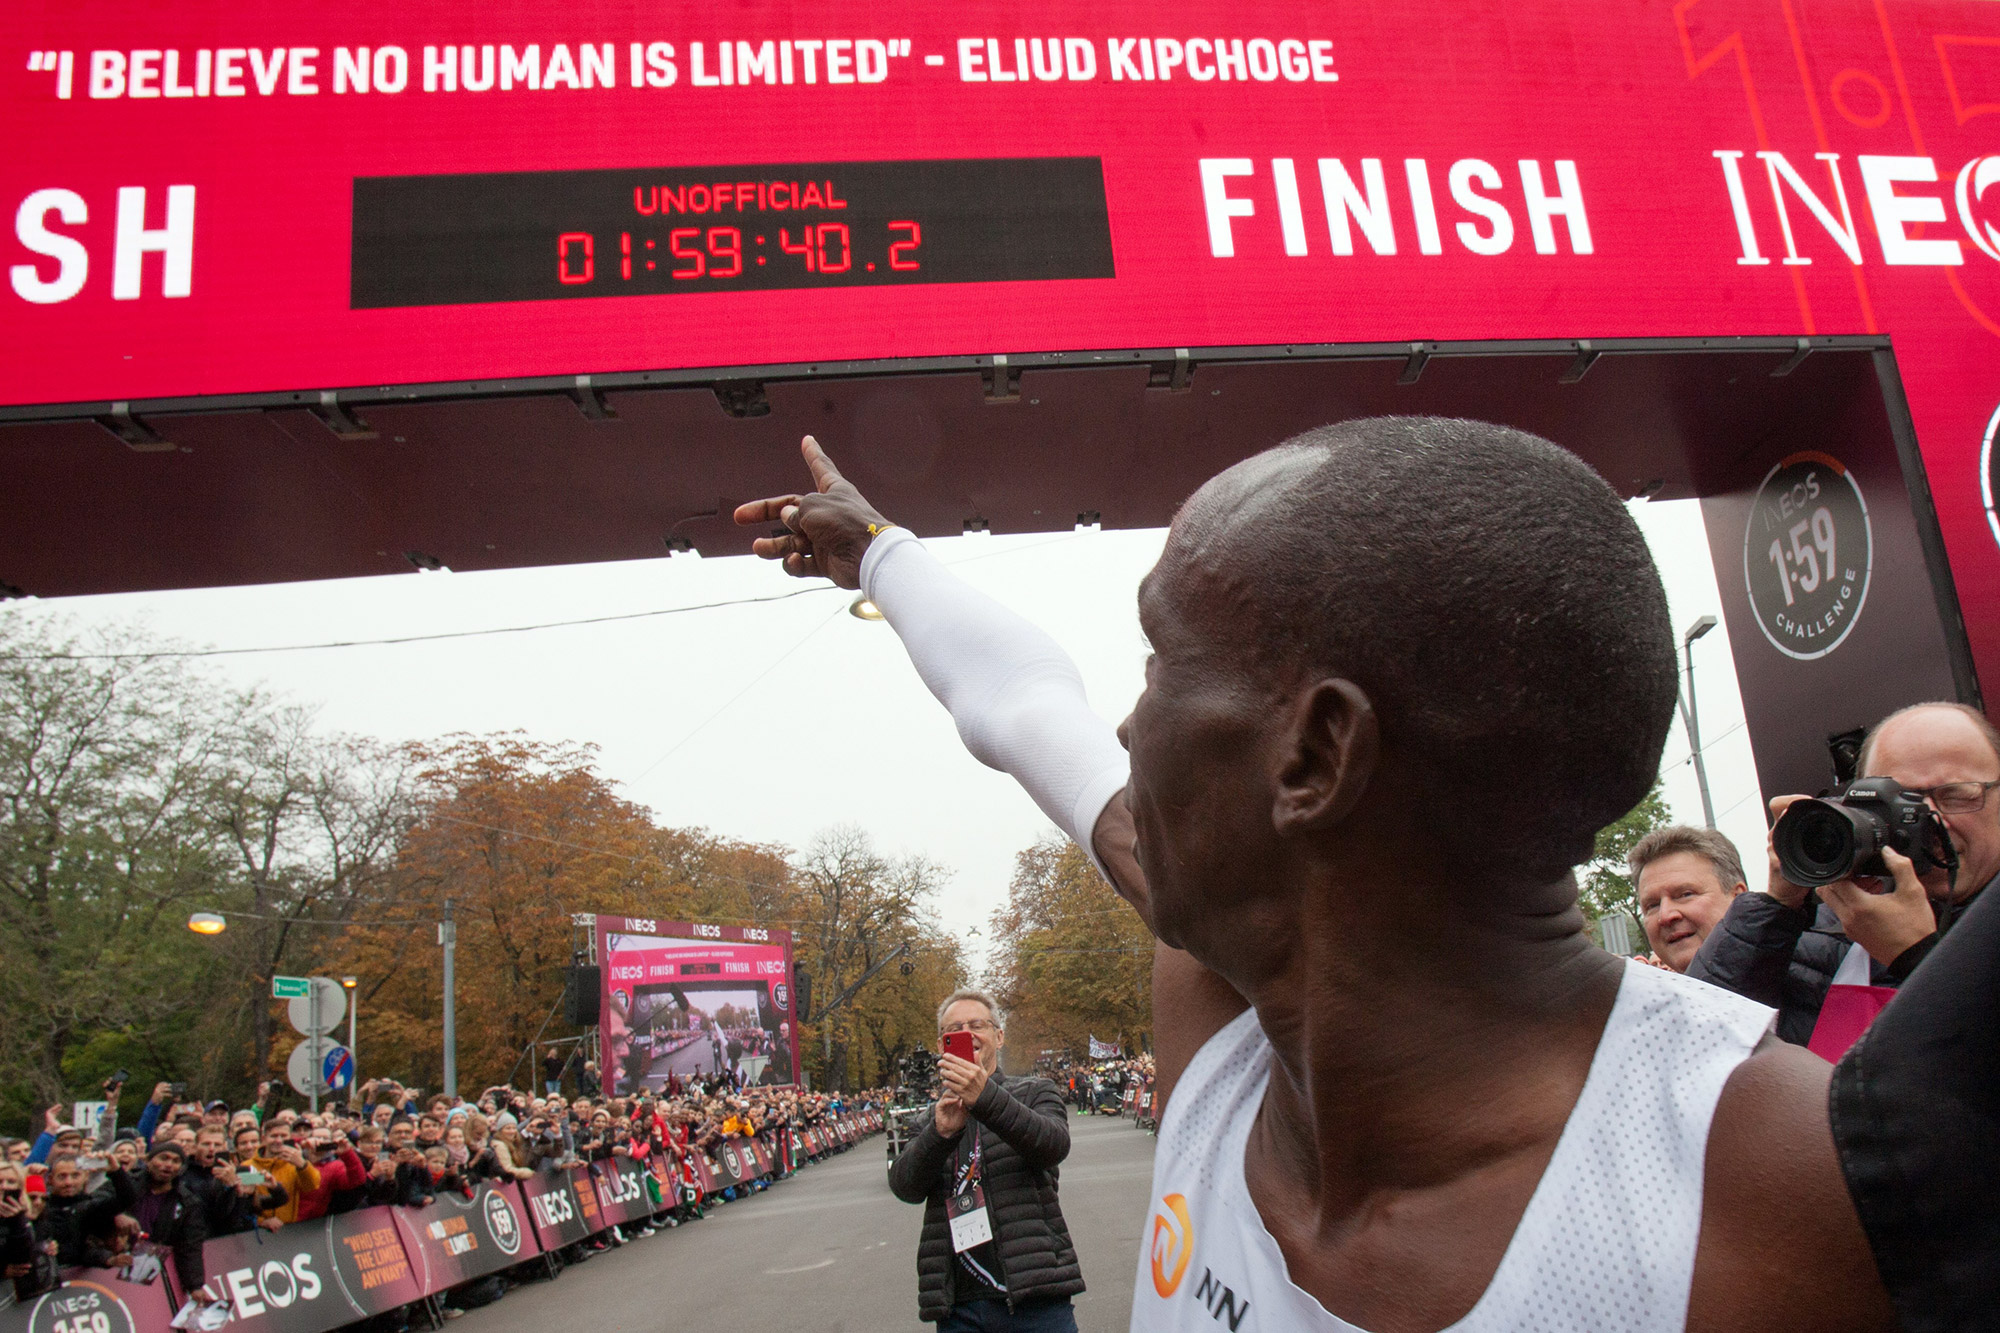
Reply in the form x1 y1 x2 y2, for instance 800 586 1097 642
5 0 2000 691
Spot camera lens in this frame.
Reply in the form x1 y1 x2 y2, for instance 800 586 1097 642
1773 797 1879 887
1797 815 1850 869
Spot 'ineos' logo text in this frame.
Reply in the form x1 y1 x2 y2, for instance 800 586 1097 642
528 1188 576 1229
1742 451 1872 661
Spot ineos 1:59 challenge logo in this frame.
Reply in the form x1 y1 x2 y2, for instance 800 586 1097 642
1743 452 1872 660
25 1281 139 1333
484 1189 523 1256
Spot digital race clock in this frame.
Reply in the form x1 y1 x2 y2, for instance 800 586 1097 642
350 156 1115 308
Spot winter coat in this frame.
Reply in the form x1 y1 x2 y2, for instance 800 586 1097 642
129 1178 209 1294
293 1148 366 1221
887 1074 1084 1322
1685 886 1973 1045
33 1170 138 1267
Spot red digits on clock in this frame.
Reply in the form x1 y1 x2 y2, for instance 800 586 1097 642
816 223 851 274
558 232 594 284
708 228 743 278
778 227 815 272
888 221 921 270
669 227 705 279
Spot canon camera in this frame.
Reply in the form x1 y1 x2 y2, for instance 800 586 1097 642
1772 777 1955 888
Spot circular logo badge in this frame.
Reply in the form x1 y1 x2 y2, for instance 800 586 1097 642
28 1282 140 1333
484 1188 523 1255
773 982 790 1012
1742 451 1873 660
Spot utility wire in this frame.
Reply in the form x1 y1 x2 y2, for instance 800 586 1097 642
1 530 1087 663
0 585 837 661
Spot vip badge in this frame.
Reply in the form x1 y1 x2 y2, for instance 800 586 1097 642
1743 451 1872 660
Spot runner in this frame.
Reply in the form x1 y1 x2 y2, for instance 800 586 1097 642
738 423 1906 1333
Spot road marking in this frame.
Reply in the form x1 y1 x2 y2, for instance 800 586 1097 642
764 1258 837 1275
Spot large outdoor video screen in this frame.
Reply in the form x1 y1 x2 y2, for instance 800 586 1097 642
594 915 797 1095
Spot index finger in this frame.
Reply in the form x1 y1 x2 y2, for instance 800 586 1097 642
801 435 845 493
733 495 801 527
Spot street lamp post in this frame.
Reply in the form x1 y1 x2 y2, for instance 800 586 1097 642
440 900 458 1100
341 976 359 1100
1679 615 1719 828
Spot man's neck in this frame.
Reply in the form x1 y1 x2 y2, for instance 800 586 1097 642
1233 869 1623 1221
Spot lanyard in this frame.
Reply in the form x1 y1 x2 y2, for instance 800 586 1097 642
952 1126 982 1194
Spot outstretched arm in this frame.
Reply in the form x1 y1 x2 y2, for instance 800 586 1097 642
736 437 1130 874
738 437 1249 1113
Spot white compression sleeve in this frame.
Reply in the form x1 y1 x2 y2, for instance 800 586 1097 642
860 528 1131 873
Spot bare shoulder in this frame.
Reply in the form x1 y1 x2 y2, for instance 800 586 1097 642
1687 1037 1894 1333
1093 795 1250 1112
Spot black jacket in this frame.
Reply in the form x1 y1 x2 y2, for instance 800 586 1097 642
130 1178 209 1294
1829 861 2000 1332
888 1075 1084 1322
1685 892 1940 1045
34 1170 138 1267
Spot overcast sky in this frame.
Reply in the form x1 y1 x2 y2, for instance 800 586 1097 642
9 499 1767 970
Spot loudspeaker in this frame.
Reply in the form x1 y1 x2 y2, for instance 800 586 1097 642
563 965 601 1025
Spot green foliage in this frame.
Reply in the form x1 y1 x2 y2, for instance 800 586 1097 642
1576 783 1673 927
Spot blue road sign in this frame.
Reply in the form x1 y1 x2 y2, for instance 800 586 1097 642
323 1044 353 1091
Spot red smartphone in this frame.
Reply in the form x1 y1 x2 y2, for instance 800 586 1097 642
941 1032 977 1064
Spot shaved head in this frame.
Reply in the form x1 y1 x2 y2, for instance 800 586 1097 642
1161 416 1677 885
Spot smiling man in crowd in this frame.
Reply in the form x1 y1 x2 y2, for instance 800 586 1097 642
1628 826 1748 972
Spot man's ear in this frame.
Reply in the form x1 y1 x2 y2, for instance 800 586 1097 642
1272 678 1380 834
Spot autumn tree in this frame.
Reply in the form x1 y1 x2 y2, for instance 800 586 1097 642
782 826 964 1091
335 734 793 1093
205 709 416 1081
988 835 1152 1064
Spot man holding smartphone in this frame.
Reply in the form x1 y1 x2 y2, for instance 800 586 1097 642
888 989 1082 1331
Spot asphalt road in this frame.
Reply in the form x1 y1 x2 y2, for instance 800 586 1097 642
458 1112 1156 1333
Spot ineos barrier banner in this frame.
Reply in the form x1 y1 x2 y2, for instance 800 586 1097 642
390 1183 531 1292
190 1211 422 1333
586 1155 653 1227
0 1270 178 1333
516 1169 594 1251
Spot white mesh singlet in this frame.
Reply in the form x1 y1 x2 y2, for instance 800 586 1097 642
1131 960 1775 1333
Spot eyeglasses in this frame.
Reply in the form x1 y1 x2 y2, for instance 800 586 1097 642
1906 779 2000 814
941 1019 998 1034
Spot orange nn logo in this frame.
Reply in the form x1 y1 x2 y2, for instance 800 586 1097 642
1150 1192 1194 1298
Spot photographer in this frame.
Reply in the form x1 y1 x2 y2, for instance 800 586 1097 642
888 990 1083 1331
242 1122 319 1225
1688 701 1998 1045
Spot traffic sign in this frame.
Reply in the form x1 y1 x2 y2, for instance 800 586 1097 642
272 976 311 999
321 1044 353 1092
286 1036 335 1096
287 977 346 1036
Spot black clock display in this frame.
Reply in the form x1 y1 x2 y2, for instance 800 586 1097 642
350 157 1115 309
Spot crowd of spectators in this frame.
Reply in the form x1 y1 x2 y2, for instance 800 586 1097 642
1035 1054 1154 1121
2 1064 888 1328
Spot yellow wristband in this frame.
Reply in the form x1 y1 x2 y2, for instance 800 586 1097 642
866 522 897 537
